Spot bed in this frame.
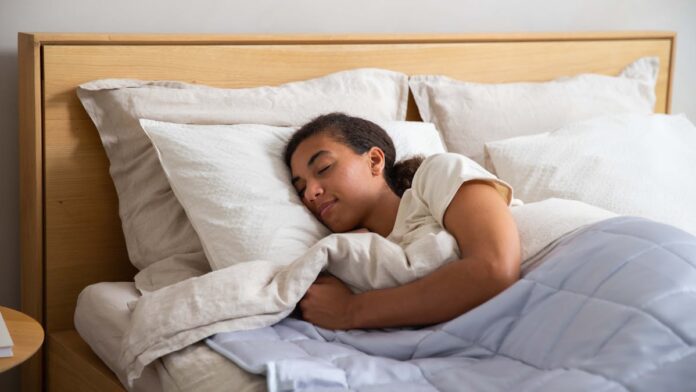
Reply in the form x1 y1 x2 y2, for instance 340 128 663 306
18 31 679 391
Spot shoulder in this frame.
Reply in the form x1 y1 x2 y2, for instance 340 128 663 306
414 152 498 187
410 153 513 226
419 152 477 169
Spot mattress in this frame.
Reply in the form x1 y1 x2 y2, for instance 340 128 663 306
74 282 163 392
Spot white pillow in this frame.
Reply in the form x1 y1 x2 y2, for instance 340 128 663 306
485 113 696 236
76 68 409 291
410 57 659 165
139 119 446 270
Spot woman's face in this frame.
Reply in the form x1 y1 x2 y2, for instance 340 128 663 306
290 132 384 233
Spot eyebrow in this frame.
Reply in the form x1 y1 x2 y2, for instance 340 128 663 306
291 150 329 185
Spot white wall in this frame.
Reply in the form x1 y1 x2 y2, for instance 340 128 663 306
1 0 694 390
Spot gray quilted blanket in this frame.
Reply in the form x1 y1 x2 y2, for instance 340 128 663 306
207 217 696 391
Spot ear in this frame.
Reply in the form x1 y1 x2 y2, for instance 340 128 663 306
367 147 386 176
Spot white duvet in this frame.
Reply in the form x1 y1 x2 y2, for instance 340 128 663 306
119 198 616 386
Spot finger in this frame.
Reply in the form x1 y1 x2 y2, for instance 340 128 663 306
299 302 312 320
315 275 338 284
302 312 313 323
306 284 322 295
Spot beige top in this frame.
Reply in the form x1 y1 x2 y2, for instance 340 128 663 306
388 152 514 251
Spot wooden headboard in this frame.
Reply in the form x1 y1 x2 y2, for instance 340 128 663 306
18 31 675 390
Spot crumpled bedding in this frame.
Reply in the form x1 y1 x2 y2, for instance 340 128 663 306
208 216 696 391
120 198 616 386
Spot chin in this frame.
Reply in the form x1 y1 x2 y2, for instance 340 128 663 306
325 219 353 234
326 222 343 233
321 206 359 233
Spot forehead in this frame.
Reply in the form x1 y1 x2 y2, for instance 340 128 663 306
290 133 350 168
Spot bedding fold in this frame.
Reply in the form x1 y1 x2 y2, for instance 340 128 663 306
120 198 616 385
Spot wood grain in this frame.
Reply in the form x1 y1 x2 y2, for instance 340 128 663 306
23 31 677 45
18 32 44 392
48 331 124 392
43 39 673 120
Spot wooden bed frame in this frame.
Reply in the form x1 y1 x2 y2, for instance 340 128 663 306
18 31 675 391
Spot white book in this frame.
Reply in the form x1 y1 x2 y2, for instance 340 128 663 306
0 311 14 357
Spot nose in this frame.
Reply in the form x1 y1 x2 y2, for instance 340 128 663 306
305 178 324 203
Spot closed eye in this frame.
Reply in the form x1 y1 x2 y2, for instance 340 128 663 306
296 165 331 199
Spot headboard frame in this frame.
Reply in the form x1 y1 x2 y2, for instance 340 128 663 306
18 30 674 390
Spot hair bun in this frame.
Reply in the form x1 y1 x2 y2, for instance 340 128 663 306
389 155 425 197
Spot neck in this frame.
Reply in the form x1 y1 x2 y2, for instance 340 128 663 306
363 186 401 237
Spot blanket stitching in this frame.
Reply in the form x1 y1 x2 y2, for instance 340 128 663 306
585 244 661 294
408 330 441 361
621 346 696 384
422 227 695 389
524 368 630 392
524 280 691 346
575 226 696 269
506 244 691 368
434 244 678 390
589 312 639 361
528 230 696 346
535 238 664 366
596 234 696 268
552 236 692 290
496 283 555 352
433 328 630 391
538 291 593 366
643 288 696 312
547 233 608 286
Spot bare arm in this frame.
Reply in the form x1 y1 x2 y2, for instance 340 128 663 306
300 181 521 329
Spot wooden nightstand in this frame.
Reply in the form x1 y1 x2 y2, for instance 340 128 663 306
0 306 44 373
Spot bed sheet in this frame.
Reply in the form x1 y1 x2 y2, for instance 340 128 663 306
75 282 165 391
75 281 266 392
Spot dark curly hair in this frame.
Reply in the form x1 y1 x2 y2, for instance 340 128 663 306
284 113 424 197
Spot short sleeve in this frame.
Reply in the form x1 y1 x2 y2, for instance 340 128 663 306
411 153 513 227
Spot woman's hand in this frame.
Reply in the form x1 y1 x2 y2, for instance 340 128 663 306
300 274 356 330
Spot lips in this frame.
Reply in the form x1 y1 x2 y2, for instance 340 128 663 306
318 200 336 219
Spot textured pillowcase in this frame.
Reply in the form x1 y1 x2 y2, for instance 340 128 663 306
139 119 446 271
410 57 659 165
484 113 696 236
77 69 409 291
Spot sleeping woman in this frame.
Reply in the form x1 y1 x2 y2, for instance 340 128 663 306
285 112 521 330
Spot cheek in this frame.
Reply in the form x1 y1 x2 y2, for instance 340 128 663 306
338 161 371 188
330 165 376 229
